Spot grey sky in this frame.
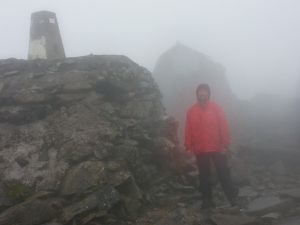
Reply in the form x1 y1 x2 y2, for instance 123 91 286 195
1 0 300 99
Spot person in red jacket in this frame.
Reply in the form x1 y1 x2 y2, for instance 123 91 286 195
185 83 238 209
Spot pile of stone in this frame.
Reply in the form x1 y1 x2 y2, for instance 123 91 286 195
0 55 178 225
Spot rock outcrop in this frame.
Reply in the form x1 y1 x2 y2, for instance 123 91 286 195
0 56 176 224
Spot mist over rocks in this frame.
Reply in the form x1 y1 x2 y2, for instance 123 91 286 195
153 43 239 142
238 93 300 149
0 55 179 224
0 50 299 225
153 42 300 153
153 42 235 108
151 43 300 224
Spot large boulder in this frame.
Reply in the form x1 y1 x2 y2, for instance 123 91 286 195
0 55 173 224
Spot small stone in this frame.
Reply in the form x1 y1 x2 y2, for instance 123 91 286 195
15 156 29 167
211 213 256 225
239 186 258 198
246 196 293 216
40 223 62 225
61 187 119 223
262 212 280 220
3 70 19 76
279 188 300 200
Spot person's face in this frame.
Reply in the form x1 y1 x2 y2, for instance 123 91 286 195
197 89 209 103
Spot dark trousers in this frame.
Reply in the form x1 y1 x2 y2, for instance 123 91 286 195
196 151 237 204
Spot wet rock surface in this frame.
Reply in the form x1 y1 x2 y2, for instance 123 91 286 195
246 196 293 216
0 56 175 225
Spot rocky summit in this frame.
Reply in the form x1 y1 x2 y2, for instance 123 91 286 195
0 55 177 225
0 55 300 225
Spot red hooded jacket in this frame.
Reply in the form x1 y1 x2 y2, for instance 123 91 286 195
184 101 231 154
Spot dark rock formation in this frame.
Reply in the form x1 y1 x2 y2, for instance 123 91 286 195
0 55 176 224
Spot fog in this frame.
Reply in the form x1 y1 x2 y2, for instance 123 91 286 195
1 2 300 223
1 0 300 99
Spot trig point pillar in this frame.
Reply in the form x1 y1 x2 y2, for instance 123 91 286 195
28 11 65 60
